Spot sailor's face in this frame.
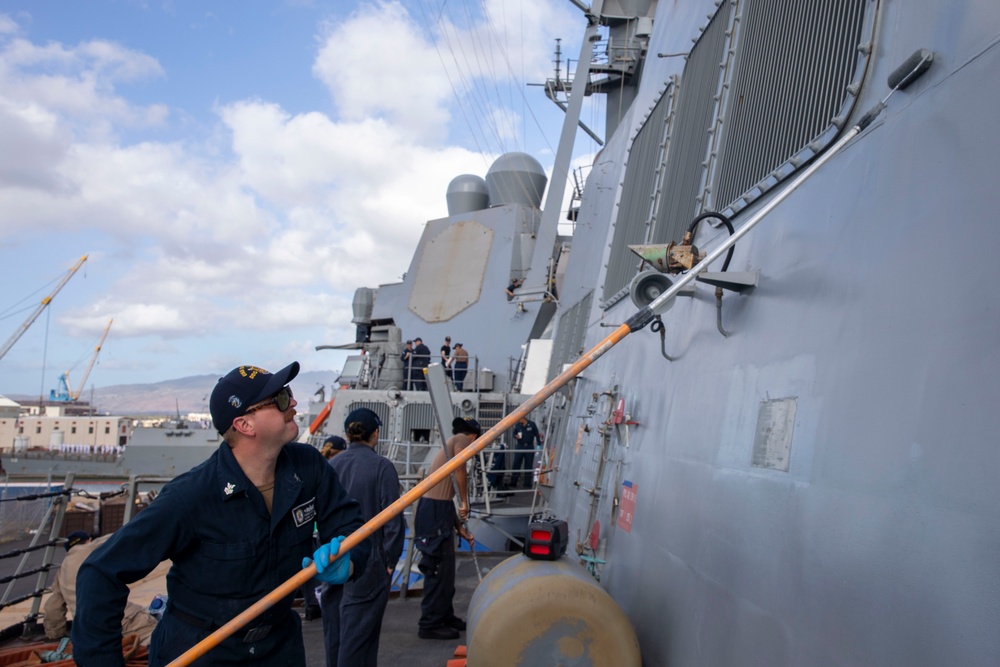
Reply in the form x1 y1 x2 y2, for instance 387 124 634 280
246 393 299 443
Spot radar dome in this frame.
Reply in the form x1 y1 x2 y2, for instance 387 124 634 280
485 152 547 209
446 174 490 216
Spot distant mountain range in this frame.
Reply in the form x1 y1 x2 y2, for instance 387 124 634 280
5 370 341 416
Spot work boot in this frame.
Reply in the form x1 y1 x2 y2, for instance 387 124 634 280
418 625 461 640
444 616 466 631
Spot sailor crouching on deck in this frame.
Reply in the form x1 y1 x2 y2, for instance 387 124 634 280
44 532 158 646
72 362 371 667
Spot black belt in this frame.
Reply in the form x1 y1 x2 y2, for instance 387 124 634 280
169 606 273 643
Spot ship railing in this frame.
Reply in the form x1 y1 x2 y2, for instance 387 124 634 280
0 473 74 624
364 353 380 389
381 439 436 482
0 472 151 628
399 355 484 393
381 438 533 513
508 286 557 302
507 355 525 395
475 445 545 491
379 437 533 597
469 443 547 523
342 352 379 390
377 439 434 600
382 440 486 489
589 36 642 75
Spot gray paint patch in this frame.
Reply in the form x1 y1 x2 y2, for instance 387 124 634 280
751 397 796 472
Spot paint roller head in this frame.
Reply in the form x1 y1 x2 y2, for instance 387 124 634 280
888 48 934 91
857 49 934 131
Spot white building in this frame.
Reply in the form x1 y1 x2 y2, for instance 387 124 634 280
0 397 130 452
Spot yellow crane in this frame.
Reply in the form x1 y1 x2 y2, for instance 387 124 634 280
51 318 113 401
0 254 88 362
72 318 113 400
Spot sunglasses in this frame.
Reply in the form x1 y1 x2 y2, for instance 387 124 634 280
244 386 294 415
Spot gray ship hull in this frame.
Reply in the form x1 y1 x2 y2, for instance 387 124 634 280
539 1 1000 666
324 1 1000 664
2 426 218 482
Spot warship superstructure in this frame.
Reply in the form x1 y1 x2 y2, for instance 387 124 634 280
331 0 1000 665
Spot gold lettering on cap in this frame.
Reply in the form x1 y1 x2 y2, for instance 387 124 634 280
239 366 268 379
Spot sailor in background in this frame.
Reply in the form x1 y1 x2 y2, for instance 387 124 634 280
505 277 524 300
321 409 405 667
510 415 541 488
73 362 370 666
400 340 416 390
451 343 469 391
440 336 453 380
321 434 347 460
303 436 348 624
44 531 158 646
412 337 432 390
306 434 347 624
415 418 478 640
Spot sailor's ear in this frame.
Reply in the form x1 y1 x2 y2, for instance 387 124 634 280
231 415 253 436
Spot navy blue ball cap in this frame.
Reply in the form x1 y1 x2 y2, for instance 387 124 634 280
344 408 382 440
323 435 347 451
210 362 300 434
452 417 482 436
66 530 90 551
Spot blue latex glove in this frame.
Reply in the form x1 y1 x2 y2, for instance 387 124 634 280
303 536 350 585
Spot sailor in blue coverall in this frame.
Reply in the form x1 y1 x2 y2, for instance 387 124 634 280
321 408 405 667
510 415 541 488
72 362 371 667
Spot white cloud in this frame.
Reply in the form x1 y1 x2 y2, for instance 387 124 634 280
0 1 583 374
0 97 73 191
218 97 487 290
0 35 166 132
313 1 453 141
0 14 19 36
312 0 578 152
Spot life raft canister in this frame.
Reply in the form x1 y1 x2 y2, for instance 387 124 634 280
467 555 641 666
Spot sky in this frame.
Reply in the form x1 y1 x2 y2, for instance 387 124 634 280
0 0 606 397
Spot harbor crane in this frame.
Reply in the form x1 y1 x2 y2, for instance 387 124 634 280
0 254 89 362
50 318 113 402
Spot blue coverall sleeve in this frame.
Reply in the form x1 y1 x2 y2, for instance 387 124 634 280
379 460 406 570
72 484 193 667
316 460 371 580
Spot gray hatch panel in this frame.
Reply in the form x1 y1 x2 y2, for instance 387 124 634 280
408 219 493 322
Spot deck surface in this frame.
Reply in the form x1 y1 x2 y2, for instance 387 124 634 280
1 536 510 666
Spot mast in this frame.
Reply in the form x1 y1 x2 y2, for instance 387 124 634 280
523 1 604 300
538 1 603 236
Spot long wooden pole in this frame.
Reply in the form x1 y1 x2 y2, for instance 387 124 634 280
166 322 633 667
